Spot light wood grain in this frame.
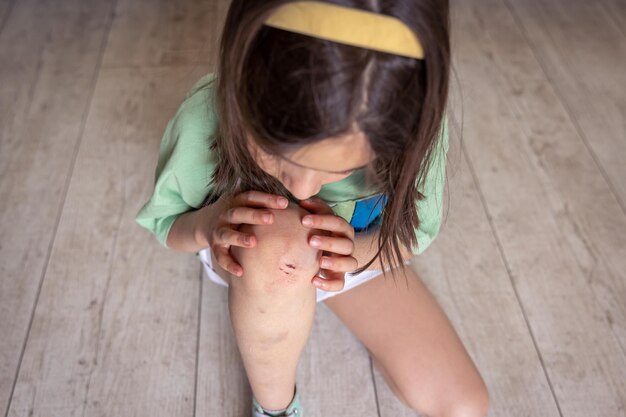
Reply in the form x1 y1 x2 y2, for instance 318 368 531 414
8 67 209 417
450 0 626 415
0 0 14 33
498 0 626 355
196 279 251 417
503 0 626 209
2 0 625 416
0 0 114 414
599 0 626 38
298 303 379 416
102 0 223 69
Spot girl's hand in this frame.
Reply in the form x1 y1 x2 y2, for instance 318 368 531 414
209 191 288 277
299 197 358 292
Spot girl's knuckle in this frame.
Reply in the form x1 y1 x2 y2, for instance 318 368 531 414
335 258 347 271
255 210 267 223
240 191 252 204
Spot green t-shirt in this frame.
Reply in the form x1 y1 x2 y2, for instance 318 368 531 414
135 72 449 255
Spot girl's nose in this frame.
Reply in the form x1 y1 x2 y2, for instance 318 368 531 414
287 174 321 201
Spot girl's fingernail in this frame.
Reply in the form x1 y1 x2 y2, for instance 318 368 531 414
278 197 288 207
313 278 325 288
263 214 272 223
302 216 313 226
321 258 331 268
310 237 321 247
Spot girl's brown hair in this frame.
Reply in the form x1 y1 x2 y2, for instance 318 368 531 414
205 0 450 276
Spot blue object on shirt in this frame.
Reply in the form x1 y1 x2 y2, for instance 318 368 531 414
350 194 388 231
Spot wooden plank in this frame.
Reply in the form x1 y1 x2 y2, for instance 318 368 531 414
196 274 379 416
0 0 15 33
7 66 208 417
102 0 222 68
0 0 114 414
499 0 626 358
599 0 626 39
195 282 251 417
375 131 561 416
298 303 378 416
449 0 626 415
503 0 626 208
504 0 626 360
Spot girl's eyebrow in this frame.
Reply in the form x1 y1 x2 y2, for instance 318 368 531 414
278 153 369 174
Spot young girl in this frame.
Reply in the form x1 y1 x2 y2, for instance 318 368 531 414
136 1 489 416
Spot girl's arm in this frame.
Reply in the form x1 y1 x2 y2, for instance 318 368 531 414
166 203 219 253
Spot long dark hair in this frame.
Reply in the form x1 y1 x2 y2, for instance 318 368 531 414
205 0 450 276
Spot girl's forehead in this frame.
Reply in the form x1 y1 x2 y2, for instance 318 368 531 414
284 131 375 173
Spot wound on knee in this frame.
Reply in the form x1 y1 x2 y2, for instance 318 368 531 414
278 262 297 276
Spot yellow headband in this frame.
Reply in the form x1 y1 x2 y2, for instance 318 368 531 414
263 1 424 60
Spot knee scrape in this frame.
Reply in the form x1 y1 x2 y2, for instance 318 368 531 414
231 205 324 290
278 262 297 276
274 258 300 286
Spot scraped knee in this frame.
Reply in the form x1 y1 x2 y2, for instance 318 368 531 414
231 204 323 293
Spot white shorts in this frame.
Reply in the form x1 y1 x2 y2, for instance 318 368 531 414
197 247 404 303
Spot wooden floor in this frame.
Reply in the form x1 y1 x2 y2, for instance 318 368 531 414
0 0 624 416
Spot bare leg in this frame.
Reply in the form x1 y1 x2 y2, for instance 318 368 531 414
228 205 321 410
324 264 489 417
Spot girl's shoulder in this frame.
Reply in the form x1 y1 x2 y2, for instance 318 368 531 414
156 72 219 172
170 72 218 135
184 72 218 101
151 73 220 207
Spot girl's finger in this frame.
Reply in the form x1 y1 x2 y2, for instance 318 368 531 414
309 234 354 255
212 226 256 248
234 191 289 209
213 244 243 277
312 272 345 292
301 213 355 239
222 206 275 226
319 255 358 273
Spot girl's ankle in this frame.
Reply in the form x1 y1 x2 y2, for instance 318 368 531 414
252 385 302 416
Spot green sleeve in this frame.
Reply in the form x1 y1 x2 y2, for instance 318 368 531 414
135 73 218 248
412 115 450 255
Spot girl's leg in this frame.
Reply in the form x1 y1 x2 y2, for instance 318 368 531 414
324 264 489 417
224 206 320 411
